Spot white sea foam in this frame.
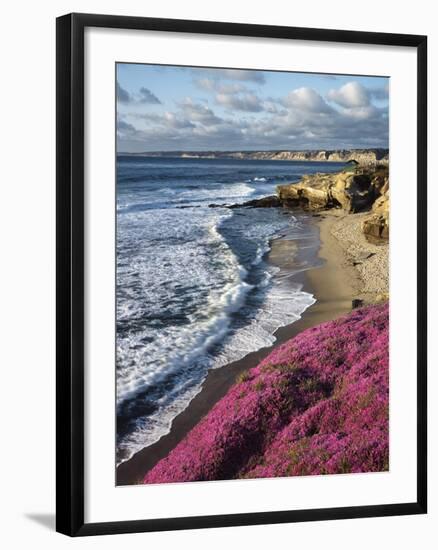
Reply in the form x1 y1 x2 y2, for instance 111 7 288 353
117 274 315 465
117 208 244 403
116 207 316 464
115 159 326 465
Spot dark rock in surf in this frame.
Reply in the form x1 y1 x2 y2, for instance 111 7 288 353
228 196 282 209
208 196 281 209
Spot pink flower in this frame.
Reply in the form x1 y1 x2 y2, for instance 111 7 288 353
144 303 389 484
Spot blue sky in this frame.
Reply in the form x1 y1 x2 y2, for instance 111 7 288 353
116 64 389 152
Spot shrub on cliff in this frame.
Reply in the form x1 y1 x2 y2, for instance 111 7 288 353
144 303 389 484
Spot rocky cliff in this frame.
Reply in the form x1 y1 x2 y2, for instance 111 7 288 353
362 177 389 240
128 148 389 166
276 166 389 240
234 149 388 166
144 303 389 483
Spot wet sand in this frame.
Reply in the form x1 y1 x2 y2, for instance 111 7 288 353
116 212 361 486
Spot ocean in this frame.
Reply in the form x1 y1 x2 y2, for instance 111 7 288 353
116 156 345 465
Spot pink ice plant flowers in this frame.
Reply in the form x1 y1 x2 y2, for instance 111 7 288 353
144 303 389 483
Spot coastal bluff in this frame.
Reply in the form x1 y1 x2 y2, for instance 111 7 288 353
209 164 389 241
228 148 388 166
129 148 389 166
277 166 389 241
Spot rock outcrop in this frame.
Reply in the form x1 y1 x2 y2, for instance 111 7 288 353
331 172 379 212
277 173 338 210
209 164 389 240
362 188 389 240
276 165 389 241
209 195 282 209
277 169 387 214
144 303 389 483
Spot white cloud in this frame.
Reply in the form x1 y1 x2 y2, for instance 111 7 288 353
195 78 247 94
163 112 195 129
327 81 370 108
178 97 223 126
118 85 388 152
215 92 264 112
208 69 266 84
283 87 333 113
340 105 380 120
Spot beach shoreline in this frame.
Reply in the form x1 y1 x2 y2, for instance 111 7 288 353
116 208 381 486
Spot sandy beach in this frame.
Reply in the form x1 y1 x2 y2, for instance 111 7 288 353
116 208 388 485
329 211 389 301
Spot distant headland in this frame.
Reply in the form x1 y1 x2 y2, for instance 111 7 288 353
119 148 389 166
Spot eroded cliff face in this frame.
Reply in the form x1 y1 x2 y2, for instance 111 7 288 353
276 167 389 241
362 183 389 241
231 149 388 165
138 149 389 166
277 173 337 210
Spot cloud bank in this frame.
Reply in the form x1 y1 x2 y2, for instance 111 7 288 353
117 75 388 152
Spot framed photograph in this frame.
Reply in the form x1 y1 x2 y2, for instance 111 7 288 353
56 13 427 536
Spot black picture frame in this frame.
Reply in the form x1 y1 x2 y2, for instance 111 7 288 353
56 12 427 537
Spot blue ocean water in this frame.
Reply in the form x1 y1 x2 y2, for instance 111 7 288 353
116 156 345 464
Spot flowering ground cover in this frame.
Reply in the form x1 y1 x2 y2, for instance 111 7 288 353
144 303 389 484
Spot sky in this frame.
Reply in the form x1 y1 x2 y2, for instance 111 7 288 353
116 64 389 153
